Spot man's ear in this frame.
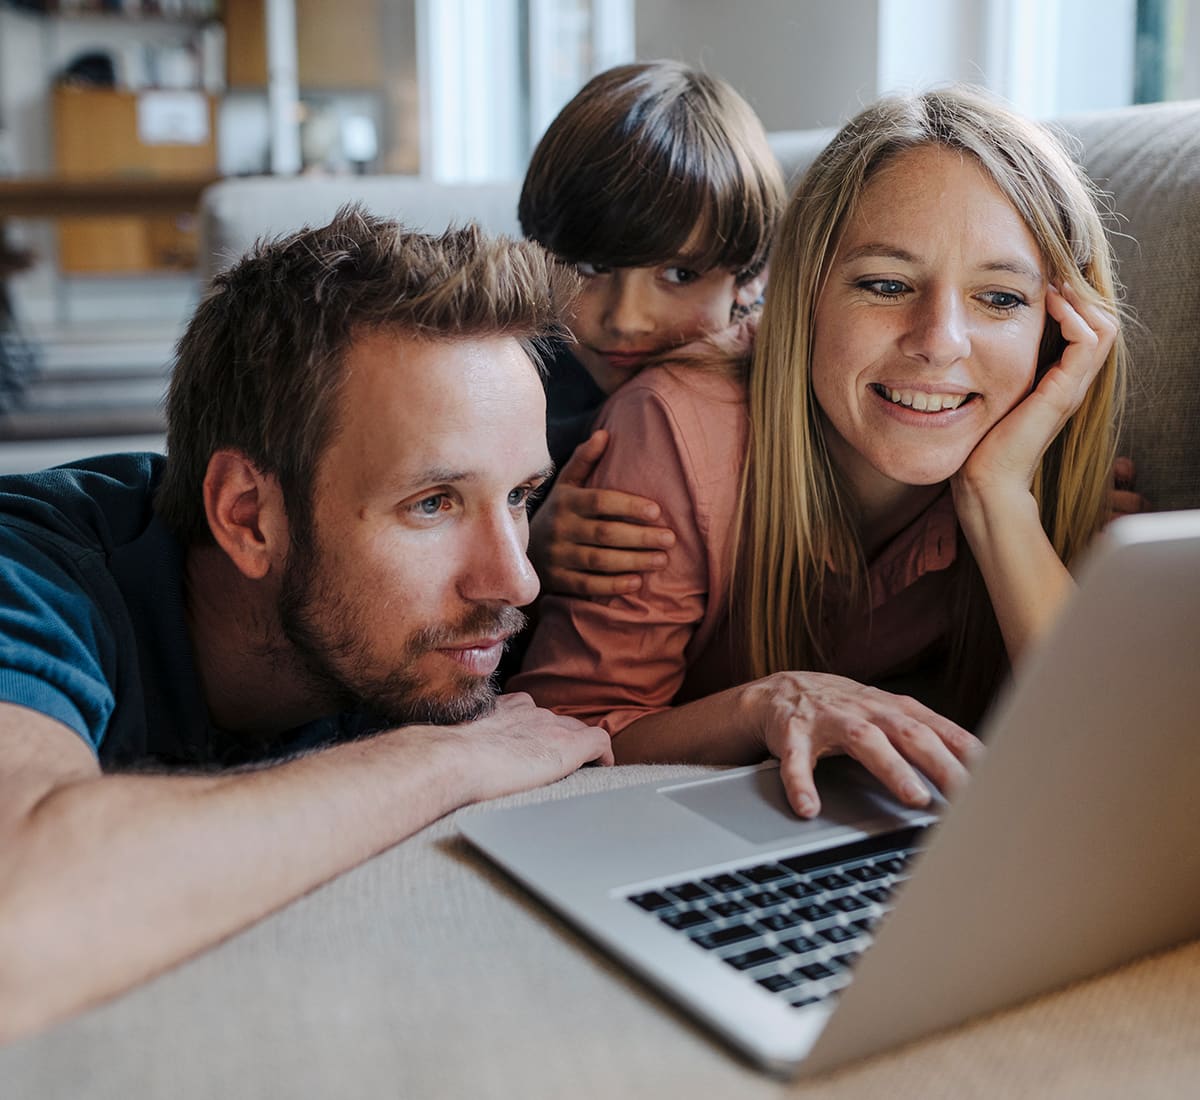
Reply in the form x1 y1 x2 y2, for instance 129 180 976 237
203 450 289 581
734 268 768 309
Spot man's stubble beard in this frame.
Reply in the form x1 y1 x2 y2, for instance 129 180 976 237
276 531 526 728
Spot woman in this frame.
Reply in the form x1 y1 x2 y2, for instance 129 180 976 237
511 86 1126 817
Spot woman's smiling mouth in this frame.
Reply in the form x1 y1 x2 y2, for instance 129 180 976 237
869 383 979 413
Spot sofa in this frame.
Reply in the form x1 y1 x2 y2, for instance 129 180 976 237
3 98 1198 1099
200 98 1200 514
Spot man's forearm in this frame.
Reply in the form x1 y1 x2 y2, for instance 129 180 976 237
0 724 473 1042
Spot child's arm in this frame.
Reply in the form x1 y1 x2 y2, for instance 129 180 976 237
530 429 676 597
1109 455 1148 521
952 279 1119 665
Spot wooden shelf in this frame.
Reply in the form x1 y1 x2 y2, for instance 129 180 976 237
51 86 218 273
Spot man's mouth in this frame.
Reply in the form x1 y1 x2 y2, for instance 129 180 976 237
870 383 979 413
435 635 510 677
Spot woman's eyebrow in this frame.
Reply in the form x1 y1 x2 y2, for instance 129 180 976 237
839 243 1044 284
980 259 1045 284
838 243 920 265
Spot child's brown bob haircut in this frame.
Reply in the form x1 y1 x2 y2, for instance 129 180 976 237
519 61 785 285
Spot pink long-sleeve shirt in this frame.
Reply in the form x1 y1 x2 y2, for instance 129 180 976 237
511 365 960 737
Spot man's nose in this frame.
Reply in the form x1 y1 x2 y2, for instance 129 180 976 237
899 288 971 368
460 509 540 608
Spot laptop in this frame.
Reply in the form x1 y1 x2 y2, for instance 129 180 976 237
462 508 1200 1077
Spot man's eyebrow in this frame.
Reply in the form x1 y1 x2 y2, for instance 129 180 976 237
399 462 556 492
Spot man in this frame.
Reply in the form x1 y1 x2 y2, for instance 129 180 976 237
0 208 612 1042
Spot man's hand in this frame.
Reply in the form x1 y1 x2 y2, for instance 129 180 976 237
745 672 983 818
530 430 675 597
437 693 613 803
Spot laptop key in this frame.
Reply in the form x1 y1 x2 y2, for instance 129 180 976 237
831 894 871 914
629 890 673 912
665 882 710 903
778 880 822 903
780 934 824 956
691 923 760 950
799 961 837 981
702 872 746 893
706 899 750 919
757 911 805 933
742 863 790 885
724 946 783 971
820 923 857 944
812 871 854 890
757 973 798 994
788 994 823 1009
660 909 711 931
743 888 787 909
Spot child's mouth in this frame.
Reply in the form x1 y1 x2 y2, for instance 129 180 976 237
870 383 979 413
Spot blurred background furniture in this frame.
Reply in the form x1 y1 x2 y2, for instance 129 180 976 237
200 98 1200 514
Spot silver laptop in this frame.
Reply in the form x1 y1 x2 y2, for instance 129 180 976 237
463 509 1200 1077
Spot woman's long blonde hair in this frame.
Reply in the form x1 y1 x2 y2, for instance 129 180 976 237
734 86 1128 724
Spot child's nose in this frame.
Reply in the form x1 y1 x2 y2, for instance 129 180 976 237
603 273 656 338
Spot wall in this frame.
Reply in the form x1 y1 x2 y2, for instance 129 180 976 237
634 0 880 131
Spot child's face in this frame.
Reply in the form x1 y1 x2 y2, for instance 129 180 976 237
564 246 761 394
810 144 1047 503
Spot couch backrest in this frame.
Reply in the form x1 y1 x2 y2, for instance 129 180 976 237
198 99 1200 512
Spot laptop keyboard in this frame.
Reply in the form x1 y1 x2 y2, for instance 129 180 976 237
626 825 926 1009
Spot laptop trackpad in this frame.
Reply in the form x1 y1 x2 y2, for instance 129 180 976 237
662 758 911 846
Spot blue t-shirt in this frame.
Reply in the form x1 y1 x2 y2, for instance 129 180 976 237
0 453 355 769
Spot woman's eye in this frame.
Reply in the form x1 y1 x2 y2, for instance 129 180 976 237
979 290 1026 311
575 261 611 277
859 278 909 297
663 266 700 286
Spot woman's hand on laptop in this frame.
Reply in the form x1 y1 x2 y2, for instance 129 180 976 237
747 672 984 819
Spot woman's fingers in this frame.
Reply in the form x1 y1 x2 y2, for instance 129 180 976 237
765 676 983 819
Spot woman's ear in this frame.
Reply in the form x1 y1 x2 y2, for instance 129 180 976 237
202 450 289 580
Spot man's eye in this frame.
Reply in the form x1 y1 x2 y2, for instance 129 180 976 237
663 266 700 285
508 484 543 510
576 261 611 277
412 494 450 517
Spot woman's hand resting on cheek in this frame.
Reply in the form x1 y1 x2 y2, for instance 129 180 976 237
949 279 1119 666
953 279 1119 507
742 672 985 819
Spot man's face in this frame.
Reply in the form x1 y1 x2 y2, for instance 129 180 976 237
278 329 550 726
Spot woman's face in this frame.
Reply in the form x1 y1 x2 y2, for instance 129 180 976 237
810 144 1048 505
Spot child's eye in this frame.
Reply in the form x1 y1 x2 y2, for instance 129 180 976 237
575 261 611 278
857 278 909 298
662 266 700 285
978 290 1026 311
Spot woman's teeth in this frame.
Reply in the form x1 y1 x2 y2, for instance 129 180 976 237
875 385 972 412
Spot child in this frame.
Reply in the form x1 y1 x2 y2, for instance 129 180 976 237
518 61 786 598
511 86 1128 819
